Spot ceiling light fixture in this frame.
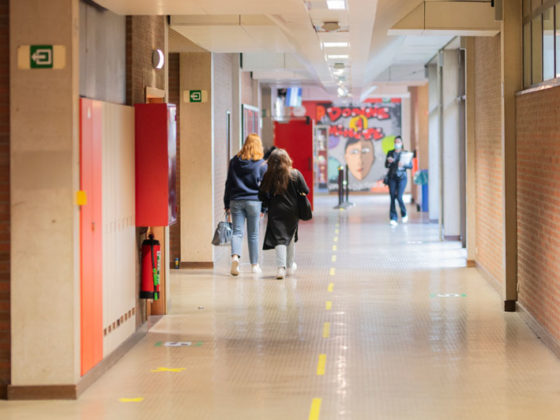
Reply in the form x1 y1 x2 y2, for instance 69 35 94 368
328 54 349 59
327 0 346 10
323 41 349 48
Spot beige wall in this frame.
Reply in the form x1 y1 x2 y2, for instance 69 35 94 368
10 0 81 384
180 52 214 263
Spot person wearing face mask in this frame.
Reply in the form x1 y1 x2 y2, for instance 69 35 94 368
384 136 413 226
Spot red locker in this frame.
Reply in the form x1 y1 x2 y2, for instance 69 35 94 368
135 104 177 226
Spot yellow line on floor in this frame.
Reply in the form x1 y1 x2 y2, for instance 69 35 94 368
317 354 327 375
325 301 332 310
309 398 322 420
335 229 339 234
331 255 337 262
323 322 331 338
333 236 339 242
329 267 336 276
332 245 337 251
119 398 144 403
328 283 334 292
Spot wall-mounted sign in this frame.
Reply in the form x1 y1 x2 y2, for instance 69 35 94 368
183 90 208 103
17 45 66 70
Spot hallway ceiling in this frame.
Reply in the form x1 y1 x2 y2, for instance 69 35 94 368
94 0 477 100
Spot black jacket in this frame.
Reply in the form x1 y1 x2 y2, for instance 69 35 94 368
385 149 413 179
258 169 309 250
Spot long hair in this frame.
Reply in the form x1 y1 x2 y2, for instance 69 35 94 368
261 148 294 195
237 133 264 160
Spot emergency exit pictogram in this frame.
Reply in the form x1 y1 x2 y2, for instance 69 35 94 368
17 45 66 69
183 89 208 103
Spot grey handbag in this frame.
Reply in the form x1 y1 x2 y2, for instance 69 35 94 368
211 214 232 246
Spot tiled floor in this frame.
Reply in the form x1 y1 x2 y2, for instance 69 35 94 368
3 194 560 419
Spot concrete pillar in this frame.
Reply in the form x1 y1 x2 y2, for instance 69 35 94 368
261 86 274 151
10 0 81 387
502 0 522 311
179 53 214 265
232 54 242 154
441 49 462 239
427 62 440 222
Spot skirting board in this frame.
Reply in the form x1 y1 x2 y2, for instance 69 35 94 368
8 322 149 400
517 302 560 360
180 262 214 269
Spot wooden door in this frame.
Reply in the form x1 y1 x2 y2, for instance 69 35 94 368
274 119 314 208
80 98 103 375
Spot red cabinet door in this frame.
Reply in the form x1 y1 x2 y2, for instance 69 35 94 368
80 98 103 375
274 119 314 208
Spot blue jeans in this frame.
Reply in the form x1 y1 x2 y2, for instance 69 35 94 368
388 175 407 221
230 200 261 264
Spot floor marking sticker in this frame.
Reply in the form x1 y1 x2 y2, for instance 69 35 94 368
335 229 339 234
317 354 327 375
328 283 334 292
325 301 332 310
329 268 336 276
119 398 144 403
151 367 186 373
164 341 192 347
194 341 203 347
430 293 467 298
323 322 331 338
332 245 337 251
309 398 322 420
154 341 162 347
331 255 337 262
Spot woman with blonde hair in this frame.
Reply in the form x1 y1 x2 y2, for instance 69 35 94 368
224 133 267 275
259 148 309 279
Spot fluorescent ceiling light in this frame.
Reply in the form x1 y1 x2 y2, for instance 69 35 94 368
328 54 349 59
323 42 349 48
327 0 346 10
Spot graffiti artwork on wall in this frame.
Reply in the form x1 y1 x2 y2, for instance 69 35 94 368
319 100 402 191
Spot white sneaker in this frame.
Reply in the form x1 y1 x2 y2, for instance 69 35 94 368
251 264 262 274
276 267 286 279
402 215 408 223
230 256 240 276
287 262 297 276
390 220 398 226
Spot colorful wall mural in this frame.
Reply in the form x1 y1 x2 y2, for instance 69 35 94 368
316 99 402 191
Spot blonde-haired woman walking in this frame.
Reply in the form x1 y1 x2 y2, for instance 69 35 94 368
258 148 309 279
224 134 267 275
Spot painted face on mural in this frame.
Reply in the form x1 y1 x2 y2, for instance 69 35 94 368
344 138 375 180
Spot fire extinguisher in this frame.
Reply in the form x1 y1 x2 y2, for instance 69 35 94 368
140 233 160 300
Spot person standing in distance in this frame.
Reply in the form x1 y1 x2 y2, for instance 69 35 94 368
385 136 413 226
258 149 309 280
224 134 267 275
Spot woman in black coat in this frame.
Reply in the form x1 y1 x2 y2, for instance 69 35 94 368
385 136 413 225
258 149 309 279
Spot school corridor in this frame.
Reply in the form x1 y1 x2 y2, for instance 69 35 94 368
2 195 560 419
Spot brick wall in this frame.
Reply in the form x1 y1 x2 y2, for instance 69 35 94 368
0 0 8 399
473 35 505 285
213 54 234 230
126 16 166 105
125 15 165 325
168 53 180 266
517 84 560 342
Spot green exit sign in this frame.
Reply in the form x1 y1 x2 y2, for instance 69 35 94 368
30 45 53 68
183 89 208 103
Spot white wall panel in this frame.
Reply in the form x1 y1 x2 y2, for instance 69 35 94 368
102 103 136 356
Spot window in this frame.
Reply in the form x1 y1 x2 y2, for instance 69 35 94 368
523 1 560 88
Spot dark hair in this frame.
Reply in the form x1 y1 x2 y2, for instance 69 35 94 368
261 148 294 195
344 137 372 153
263 145 277 160
395 136 402 142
